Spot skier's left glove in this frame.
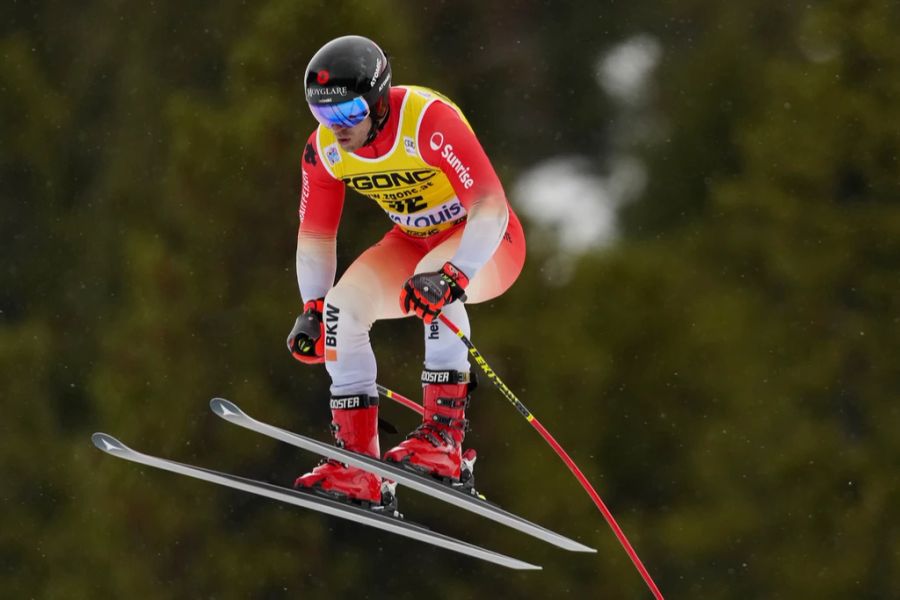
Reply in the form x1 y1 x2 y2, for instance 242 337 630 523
400 262 469 324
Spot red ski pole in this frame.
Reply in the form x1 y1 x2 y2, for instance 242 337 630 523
437 313 664 599
376 384 423 415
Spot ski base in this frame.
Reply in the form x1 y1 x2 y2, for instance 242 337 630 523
92 433 540 570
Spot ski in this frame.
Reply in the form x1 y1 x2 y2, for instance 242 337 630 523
91 432 540 570
210 398 596 554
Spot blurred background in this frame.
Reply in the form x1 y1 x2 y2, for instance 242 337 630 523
3 0 899 597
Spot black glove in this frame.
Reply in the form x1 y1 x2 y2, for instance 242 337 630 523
287 298 325 364
399 262 469 323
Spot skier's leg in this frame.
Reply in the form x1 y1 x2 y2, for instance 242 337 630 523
422 300 470 372
384 214 525 481
323 231 421 397
296 229 425 502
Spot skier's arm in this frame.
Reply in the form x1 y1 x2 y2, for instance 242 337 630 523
418 102 509 279
296 135 345 302
288 135 344 364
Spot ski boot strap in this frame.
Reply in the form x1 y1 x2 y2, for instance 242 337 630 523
408 425 454 447
430 413 469 431
409 420 465 446
421 369 471 385
435 396 469 409
328 394 379 410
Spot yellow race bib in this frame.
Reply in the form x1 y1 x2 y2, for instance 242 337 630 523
317 86 472 237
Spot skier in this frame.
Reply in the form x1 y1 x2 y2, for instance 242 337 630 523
287 35 526 506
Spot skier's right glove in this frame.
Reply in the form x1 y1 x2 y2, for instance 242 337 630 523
287 298 325 364
400 262 469 324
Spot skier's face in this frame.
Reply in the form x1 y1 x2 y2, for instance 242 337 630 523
331 117 372 152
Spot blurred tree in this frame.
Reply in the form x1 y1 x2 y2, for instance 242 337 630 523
486 0 900 597
3 0 899 598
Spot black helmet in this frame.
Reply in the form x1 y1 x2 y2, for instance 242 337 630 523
305 36 392 139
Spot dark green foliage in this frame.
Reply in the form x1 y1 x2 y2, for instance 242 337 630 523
3 0 898 597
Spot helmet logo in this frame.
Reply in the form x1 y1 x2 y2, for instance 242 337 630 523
317 70 330 85
429 132 444 151
370 58 382 87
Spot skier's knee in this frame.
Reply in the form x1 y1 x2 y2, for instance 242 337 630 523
324 285 373 333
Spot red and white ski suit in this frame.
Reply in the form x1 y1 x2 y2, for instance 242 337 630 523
296 86 526 397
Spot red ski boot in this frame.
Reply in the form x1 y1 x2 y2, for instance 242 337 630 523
294 395 385 506
384 370 477 489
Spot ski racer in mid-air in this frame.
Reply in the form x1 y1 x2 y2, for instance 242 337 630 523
287 35 526 507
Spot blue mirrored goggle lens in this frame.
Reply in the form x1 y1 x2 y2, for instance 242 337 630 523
309 97 370 128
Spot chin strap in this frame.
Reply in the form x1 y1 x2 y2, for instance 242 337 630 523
363 103 390 147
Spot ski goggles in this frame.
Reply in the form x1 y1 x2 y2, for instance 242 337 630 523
308 96 370 129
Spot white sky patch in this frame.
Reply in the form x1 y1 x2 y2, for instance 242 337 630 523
512 156 646 255
596 34 662 105
509 34 660 274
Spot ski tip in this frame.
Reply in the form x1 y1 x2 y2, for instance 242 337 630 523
210 397 246 420
91 432 130 454
556 538 597 553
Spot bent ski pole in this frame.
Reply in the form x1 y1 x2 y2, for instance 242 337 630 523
437 313 664 600
376 384 424 415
